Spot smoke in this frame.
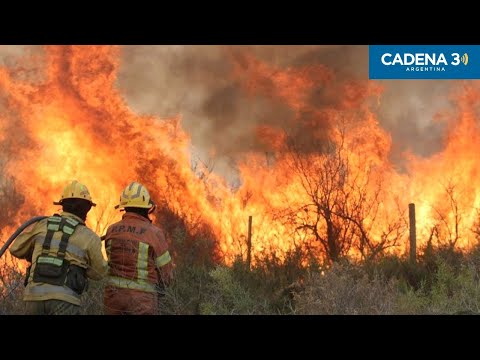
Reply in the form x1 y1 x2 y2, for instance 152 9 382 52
0 45 474 259
0 46 30 65
377 79 456 169
115 45 455 177
0 45 457 180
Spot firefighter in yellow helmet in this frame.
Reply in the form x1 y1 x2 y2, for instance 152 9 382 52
103 181 173 315
9 180 108 315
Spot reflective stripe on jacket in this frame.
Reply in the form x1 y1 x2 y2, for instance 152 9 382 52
104 212 171 293
9 212 108 305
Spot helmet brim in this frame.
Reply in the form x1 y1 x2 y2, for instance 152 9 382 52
115 203 153 210
53 199 96 207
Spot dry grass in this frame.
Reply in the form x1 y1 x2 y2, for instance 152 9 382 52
294 263 398 315
3 245 480 315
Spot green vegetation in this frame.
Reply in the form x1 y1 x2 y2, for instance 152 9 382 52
3 227 480 315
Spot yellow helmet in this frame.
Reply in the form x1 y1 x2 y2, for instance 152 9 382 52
115 182 153 210
53 180 96 207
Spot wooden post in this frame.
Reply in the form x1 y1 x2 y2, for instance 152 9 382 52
247 216 252 270
408 203 416 264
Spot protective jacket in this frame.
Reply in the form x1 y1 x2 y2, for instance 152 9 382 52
104 212 172 315
9 212 108 306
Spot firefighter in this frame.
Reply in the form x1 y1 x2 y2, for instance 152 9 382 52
9 180 108 315
103 181 173 315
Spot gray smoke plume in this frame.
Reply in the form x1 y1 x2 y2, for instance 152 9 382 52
0 45 456 180
115 45 455 175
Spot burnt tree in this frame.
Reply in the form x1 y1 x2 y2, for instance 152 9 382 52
283 125 406 263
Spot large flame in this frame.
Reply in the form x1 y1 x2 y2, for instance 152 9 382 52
1 45 479 267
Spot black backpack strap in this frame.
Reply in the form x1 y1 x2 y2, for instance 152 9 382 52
57 217 82 259
41 215 63 255
33 215 85 290
41 215 83 258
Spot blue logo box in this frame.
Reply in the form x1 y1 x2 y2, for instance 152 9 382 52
369 45 480 79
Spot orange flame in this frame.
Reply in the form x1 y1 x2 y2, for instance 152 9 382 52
1 46 479 267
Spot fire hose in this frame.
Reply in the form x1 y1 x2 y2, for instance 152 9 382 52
0 216 48 259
